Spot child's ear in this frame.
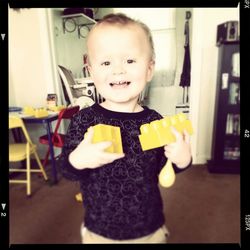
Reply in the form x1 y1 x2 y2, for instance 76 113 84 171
146 60 155 82
86 55 92 76
87 65 92 76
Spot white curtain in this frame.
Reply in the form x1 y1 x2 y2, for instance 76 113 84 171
114 8 177 87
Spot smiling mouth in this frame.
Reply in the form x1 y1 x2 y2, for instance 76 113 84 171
110 81 131 87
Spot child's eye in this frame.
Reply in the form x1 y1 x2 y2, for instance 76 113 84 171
101 61 110 66
127 59 136 64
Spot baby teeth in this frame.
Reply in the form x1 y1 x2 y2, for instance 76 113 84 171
109 81 131 86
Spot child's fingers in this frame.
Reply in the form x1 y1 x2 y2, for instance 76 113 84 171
83 126 94 144
170 126 183 142
164 145 172 153
183 130 190 144
95 141 113 150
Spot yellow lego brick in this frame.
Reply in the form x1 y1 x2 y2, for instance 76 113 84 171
75 192 83 202
155 118 176 145
139 113 194 151
182 120 193 135
23 106 35 116
170 115 183 132
23 107 48 118
86 124 123 153
34 108 48 118
139 123 160 150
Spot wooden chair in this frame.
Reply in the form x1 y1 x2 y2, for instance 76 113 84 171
9 116 48 196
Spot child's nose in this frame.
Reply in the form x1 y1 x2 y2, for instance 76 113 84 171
112 63 126 75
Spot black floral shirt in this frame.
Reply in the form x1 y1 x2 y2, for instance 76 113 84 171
60 103 191 240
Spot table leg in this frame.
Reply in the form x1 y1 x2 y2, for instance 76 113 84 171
45 121 58 184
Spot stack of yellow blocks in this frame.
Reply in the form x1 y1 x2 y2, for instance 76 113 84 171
23 107 48 118
138 113 193 151
86 124 123 153
23 107 35 116
34 108 49 118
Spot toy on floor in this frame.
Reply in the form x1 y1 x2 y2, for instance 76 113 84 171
75 192 83 202
138 113 193 188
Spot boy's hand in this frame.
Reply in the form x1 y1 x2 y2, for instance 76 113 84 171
69 126 125 170
164 127 192 168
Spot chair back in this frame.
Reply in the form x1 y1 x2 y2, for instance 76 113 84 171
53 105 80 136
58 65 97 109
60 105 80 119
58 65 77 106
9 116 32 145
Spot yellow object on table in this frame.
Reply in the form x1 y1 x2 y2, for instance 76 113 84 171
86 124 123 153
138 113 193 188
23 107 48 118
23 106 35 116
34 108 48 118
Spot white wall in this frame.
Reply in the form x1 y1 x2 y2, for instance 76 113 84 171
190 7 239 164
9 8 55 107
9 8 57 156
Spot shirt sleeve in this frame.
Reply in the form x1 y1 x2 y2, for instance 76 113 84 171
58 112 91 182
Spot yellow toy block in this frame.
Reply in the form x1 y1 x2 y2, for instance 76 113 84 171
139 113 193 151
75 192 83 202
34 108 48 118
138 113 194 188
23 106 35 116
86 124 123 153
23 107 48 118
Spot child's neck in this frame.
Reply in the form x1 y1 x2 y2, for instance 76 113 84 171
100 100 143 113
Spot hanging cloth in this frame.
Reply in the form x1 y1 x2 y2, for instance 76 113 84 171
179 18 191 103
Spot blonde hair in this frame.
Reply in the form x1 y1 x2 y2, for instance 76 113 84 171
88 13 155 61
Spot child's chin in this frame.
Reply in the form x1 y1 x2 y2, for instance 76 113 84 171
106 96 135 104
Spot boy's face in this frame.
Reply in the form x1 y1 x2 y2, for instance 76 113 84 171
87 23 155 106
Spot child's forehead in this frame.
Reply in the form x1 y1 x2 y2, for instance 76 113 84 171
91 22 147 38
87 21 153 60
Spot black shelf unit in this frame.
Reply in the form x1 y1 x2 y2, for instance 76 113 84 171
208 42 240 174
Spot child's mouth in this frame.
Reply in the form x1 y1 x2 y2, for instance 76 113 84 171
109 81 131 87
